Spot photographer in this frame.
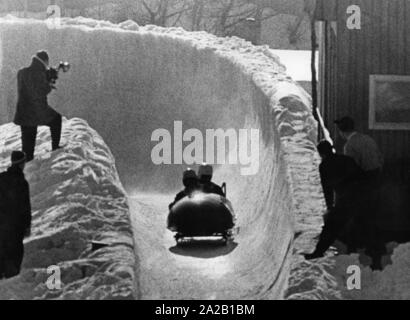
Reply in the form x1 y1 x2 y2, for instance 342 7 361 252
14 50 63 162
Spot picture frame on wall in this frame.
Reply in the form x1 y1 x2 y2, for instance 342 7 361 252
369 75 410 130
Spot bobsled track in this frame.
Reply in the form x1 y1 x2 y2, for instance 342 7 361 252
0 17 322 299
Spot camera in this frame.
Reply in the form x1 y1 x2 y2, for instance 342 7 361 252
46 61 70 89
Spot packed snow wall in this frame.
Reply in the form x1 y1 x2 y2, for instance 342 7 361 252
0 17 321 299
0 118 136 299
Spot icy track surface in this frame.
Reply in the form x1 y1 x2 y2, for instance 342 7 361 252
0 16 326 300
7 16 407 300
0 118 136 299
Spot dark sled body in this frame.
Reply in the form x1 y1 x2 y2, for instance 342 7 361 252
167 192 235 242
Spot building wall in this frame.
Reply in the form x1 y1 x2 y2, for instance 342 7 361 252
319 0 410 180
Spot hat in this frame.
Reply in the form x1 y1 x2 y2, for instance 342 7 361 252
183 168 197 181
36 50 49 62
317 140 334 155
198 163 213 178
11 151 26 165
334 116 355 132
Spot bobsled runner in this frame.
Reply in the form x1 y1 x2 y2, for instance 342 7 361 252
167 190 235 245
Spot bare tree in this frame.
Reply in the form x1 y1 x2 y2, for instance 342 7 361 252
49 0 312 48
190 0 205 30
202 0 284 42
137 0 190 26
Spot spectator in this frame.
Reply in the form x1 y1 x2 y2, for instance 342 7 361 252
14 50 63 162
305 141 362 260
334 116 383 177
335 116 384 269
0 151 31 279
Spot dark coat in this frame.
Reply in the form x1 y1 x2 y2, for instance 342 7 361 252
14 58 59 126
0 165 31 278
169 186 199 210
169 190 188 210
319 154 363 211
200 182 225 197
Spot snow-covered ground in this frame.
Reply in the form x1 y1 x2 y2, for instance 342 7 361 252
0 16 409 300
0 118 136 299
270 50 317 82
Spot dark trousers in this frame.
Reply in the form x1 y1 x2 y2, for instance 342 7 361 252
356 172 384 268
314 204 354 255
315 178 384 269
20 114 62 161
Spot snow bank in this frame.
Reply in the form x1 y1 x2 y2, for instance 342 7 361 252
330 243 410 300
0 118 136 299
287 242 410 300
0 16 332 299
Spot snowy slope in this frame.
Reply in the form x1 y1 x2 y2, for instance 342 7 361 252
0 118 136 299
270 50 317 82
0 16 321 299
2 16 407 300
334 243 410 300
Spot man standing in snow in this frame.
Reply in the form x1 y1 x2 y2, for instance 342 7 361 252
334 116 384 269
334 117 384 176
0 151 31 279
305 140 362 260
14 50 63 162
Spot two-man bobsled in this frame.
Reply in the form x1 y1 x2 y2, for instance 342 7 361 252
167 191 235 245
167 164 235 245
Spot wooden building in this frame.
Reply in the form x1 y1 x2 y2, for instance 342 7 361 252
315 0 410 181
314 0 410 236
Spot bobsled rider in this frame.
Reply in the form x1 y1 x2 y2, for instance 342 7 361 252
198 163 225 197
168 168 199 210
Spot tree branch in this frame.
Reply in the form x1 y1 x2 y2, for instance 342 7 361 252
141 0 155 16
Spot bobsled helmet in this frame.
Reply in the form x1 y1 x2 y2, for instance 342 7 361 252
198 163 213 182
182 168 198 187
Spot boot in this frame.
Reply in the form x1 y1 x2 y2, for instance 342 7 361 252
304 251 324 260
